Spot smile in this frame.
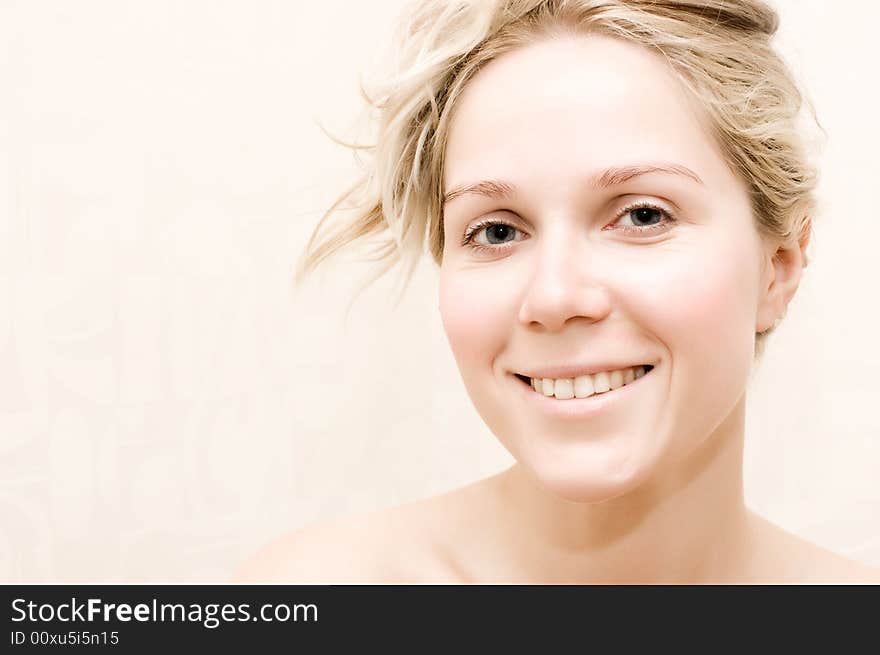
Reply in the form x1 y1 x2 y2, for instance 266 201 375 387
515 365 654 400
511 363 656 420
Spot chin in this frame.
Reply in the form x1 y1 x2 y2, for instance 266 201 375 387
524 448 654 504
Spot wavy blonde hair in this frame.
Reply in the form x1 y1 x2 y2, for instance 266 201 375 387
295 0 820 356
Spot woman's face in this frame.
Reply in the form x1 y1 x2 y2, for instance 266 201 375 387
439 34 779 502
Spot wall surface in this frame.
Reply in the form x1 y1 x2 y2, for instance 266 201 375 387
1 0 878 582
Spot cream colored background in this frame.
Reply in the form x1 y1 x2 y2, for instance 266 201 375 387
0 0 877 582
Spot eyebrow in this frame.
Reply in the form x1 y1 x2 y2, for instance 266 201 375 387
442 163 703 205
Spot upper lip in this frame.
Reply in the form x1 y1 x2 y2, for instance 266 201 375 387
514 361 655 380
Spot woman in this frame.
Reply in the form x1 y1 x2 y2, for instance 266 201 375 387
238 0 880 583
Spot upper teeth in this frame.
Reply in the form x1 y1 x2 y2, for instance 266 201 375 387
529 365 648 399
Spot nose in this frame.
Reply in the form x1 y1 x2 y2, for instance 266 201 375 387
517 230 612 332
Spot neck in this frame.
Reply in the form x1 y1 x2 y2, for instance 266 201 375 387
489 394 753 583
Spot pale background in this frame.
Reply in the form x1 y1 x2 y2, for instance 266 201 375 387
0 0 877 582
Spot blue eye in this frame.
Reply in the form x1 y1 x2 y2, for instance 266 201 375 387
483 224 517 244
461 220 524 253
624 207 663 227
460 201 677 254
610 202 677 235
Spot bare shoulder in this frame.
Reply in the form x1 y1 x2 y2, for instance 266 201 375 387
233 486 481 584
233 514 390 584
748 512 880 584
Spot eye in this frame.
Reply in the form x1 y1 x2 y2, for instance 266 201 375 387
608 201 677 236
480 223 518 245
461 220 525 253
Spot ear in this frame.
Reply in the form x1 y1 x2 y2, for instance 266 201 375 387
755 217 811 334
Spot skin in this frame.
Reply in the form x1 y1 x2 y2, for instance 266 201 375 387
237 34 880 584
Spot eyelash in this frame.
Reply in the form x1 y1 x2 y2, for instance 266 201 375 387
460 201 678 254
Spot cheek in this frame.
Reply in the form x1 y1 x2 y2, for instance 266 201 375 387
613 230 759 354
438 267 510 370
670 244 758 361
629 235 760 429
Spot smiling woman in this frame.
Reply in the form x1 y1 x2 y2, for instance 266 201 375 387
236 0 880 584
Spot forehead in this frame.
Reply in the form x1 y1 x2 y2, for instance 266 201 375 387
444 34 731 193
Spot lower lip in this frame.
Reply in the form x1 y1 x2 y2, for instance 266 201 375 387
512 367 655 420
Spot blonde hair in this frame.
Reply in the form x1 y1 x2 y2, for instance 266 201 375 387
295 0 820 355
